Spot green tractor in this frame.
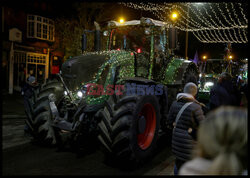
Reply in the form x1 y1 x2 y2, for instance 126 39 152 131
197 58 239 105
197 59 225 105
25 17 199 165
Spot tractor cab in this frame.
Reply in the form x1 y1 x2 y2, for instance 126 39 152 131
103 17 177 80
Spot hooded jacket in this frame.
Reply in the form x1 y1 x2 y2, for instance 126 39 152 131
167 93 205 162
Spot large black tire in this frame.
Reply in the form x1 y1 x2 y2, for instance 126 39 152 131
25 78 61 132
97 91 161 167
25 79 64 145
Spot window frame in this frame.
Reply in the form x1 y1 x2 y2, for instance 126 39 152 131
27 14 55 42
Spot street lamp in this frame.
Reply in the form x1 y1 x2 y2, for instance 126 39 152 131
170 11 178 20
201 55 207 74
119 17 125 24
171 12 178 20
227 55 233 75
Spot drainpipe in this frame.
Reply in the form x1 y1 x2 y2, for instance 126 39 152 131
45 48 50 80
9 41 14 94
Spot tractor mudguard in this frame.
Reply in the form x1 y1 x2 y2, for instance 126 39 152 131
163 58 199 85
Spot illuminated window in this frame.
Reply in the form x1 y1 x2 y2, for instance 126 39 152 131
27 53 47 64
27 15 55 41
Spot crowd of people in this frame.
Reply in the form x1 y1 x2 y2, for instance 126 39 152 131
167 72 248 175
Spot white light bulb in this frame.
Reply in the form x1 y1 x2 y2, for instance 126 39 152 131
77 91 83 98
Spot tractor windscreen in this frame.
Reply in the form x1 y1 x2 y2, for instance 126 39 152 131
201 59 227 74
109 26 151 53
78 56 109 83
61 54 110 90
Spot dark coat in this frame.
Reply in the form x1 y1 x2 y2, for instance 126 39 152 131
209 80 238 110
241 82 248 100
21 83 38 116
21 83 34 100
167 93 205 162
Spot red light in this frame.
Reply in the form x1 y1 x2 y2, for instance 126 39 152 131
117 48 120 51
130 52 134 56
137 48 142 53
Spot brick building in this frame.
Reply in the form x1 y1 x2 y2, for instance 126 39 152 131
1 1 64 94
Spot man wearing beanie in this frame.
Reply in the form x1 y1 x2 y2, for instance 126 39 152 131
166 82 206 175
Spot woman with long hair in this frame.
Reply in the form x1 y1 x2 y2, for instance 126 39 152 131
179 106 248 175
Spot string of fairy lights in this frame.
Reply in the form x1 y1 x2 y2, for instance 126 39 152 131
119 2 248 43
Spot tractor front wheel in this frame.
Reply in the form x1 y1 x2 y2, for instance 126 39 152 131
28 79 64 145
97 92 160 166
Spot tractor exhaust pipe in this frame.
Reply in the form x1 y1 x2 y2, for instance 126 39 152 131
94 21 101 51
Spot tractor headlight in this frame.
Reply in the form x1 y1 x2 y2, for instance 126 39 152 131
77 91 83 98
204 82 214 88
103 30 108 36
64 91 68 96
77 84 88 98
145 28 151 35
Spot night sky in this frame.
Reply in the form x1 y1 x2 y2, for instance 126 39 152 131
110 3 248 60
3 1 248 60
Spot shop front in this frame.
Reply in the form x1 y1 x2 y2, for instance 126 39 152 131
11 50 49 92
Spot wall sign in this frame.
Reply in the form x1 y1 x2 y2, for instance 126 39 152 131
9 28 22 43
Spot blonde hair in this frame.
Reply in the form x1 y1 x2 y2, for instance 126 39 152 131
196 106 247 175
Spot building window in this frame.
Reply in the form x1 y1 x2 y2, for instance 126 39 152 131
27 15 55 41
27 52 47 64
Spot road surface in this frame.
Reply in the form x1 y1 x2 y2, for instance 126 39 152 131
2 119 175 175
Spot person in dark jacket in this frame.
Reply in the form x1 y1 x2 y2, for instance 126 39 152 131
21 76 36 99
240 79 248 107
167 82 206 175
209 72 239 111
21 76 38 135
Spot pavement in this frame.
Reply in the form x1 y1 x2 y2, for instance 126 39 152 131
2 90 26 118
2 90 32 150
144 154 175 175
